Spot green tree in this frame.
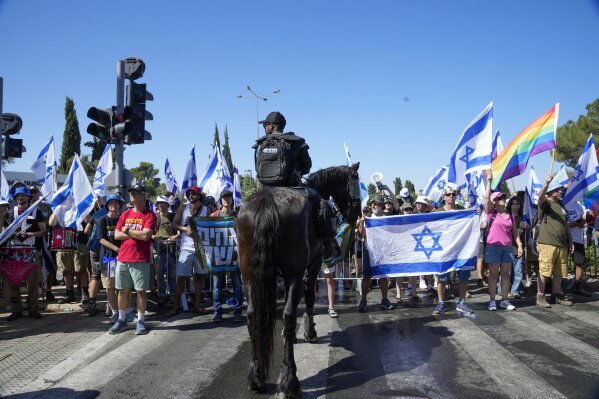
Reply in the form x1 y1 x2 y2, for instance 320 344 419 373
240 173 258 200
59 97 82 174
555 98 599 166
213 123 221 148
222 124 234 174
393 177 402 194
79 154 96 177
404 179 416 196
129 162 161 199
367 183 377 198
84 137 105 162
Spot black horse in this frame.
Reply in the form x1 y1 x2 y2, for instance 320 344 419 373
237 163 361 398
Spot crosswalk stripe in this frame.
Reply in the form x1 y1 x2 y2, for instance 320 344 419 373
439 317 568 399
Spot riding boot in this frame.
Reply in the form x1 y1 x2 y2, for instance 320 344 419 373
322 238 341 263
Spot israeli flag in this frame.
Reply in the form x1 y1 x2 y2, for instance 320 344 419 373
492 130 504 160
466 170 486 207
0 194 50 247
233 165 243 208
423 165 449 205
93 144 113 198
182 145 197 192
30 135 57 198
164 157 179 195
1 170 8 199
563 134 599 208
447 102 494 190
344 142 369 208
51 154 95 230
523 186 535 225
199 145 233 198
365 209 480 278
528 164 542 200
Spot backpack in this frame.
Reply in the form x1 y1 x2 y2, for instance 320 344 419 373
87 221 101 251
255 135 295 186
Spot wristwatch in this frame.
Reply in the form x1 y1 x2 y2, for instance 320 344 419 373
125 227 130 235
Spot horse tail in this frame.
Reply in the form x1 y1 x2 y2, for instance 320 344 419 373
249 192 279 380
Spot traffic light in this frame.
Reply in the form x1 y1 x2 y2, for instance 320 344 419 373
2 113 25 159
122 82 153 145
87 106 124 143
2 137 24 158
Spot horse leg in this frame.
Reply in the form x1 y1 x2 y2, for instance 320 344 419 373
277 278 303 398
303 264 319 343
246 285 266 393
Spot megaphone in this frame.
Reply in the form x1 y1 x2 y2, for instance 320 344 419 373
370 172 383 189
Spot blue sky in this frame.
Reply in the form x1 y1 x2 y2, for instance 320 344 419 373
1 0 598 196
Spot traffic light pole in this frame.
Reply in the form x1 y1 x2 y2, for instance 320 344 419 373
115 61 125 197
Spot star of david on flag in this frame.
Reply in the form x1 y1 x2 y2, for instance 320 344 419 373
564 133 599 208
93 144 113 197
423 165 448 204
364 209 480 278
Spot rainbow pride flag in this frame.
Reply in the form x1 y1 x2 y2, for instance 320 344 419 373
491 104 559 189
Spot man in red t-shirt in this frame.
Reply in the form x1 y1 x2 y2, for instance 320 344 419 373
109 184 157 335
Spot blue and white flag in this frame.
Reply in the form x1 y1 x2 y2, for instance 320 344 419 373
1 169 8 199
30 135 57 199
528 164 542 200
164 157 180 195
553 165 570 188
344 143 369 208
492 130 504 160
93 144 113 198
50 154 95 230
199 145 233 199
233 165 243 208
0 194 50 247
423 165 449 205
466 170 486 207
523 186 535 225
447 102 494 190
563 134 599 208
365 209 480 278
182 145 197 192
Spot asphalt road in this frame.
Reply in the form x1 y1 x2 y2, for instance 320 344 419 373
3 279 599 399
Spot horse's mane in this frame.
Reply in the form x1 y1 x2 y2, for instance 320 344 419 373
305 165 348 193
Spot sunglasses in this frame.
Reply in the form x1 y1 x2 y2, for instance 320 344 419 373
444 193 457 197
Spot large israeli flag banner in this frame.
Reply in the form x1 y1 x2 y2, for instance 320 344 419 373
365 209 480 277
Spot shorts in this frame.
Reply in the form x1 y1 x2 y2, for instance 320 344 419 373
176 249 208 277
537 243 568 277
100 269 115 289
362 246 372 277
89 250 101 280
485 244 515 264
323 265 336 274
115 262 150 291
56 248 89 273
571 242 586 265
438 269 471 284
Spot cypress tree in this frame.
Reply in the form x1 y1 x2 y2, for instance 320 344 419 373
59 97 82 173
222 124 234 174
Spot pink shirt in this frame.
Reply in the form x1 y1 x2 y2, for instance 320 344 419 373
486 211 513 246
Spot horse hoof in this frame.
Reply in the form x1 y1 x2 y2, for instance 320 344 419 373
248 379 266 393
304 334 318 344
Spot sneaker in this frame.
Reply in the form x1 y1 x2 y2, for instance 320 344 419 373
58 290 76 304
488 300 497 311
536 294 551 308
109 319 127 334
550 294 573 306
380 298 394 310
358 299 367 312
233 313 243 323
433 302 446 315
212 313 223 323
499 299 516 310
428 287 437 297
87 301 96 317
45 291 56 302
135 320 148 335
406 287 413 297
456 301 473 314
109 312 119 325
6 312 23 321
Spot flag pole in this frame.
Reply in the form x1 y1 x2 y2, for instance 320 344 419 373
550 150 555 174
510 178 517 193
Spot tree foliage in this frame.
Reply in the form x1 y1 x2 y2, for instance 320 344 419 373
555 98 599 167
404 179 416 196
129 162 161 199
367 182 377 198
222 125 234 175
393 177 402 194
213 123 221 149
84 137 105 162
59 97 82 174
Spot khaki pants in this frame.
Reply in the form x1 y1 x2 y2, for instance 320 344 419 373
6 258 41 313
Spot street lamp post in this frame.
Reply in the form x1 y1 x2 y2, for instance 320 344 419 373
236 86 280 139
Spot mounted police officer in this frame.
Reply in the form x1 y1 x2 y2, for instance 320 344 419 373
253 111 341 262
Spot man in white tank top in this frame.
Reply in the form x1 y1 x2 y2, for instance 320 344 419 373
167 186 209 316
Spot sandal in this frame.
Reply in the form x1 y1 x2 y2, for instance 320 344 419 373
328 308 339 318
165 309 179 318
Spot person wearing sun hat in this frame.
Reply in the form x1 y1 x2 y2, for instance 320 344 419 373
153 195 179 307
535 173 574 308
